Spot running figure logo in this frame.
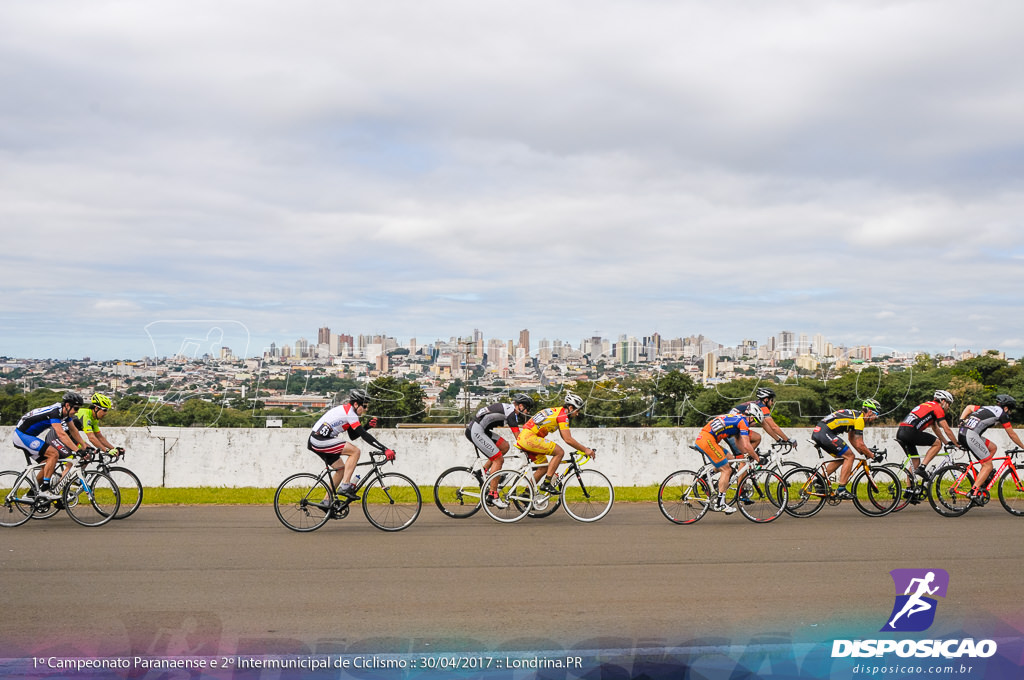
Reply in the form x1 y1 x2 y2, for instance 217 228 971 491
881 568 950 632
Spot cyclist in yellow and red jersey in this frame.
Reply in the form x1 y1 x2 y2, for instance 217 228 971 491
516 392 594 495
811 399 881 500
694 405 762 514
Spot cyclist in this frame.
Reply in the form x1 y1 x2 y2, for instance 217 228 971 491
12 392 86 497
896 389 958 484
695 405 762 513
811 399 882 500
516 392 594 495
466 393 534 509
307 389 393 500
77 393 125 461
726 386 797 453
957 394 1024 503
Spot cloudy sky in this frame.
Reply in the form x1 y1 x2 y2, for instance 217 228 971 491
2 0 1023 360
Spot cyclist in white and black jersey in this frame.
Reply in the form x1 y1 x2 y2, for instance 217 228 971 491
307 389 393 499
465 394 534 508
958 394 1024 502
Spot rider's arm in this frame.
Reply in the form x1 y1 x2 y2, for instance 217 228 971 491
761 415 788 443
87 429 116 451
960 405 978 421
933 421 956 446
736 434 759 461
558 428 594 456
56 422 84 451
1005 425 1024 450
347 423 387 450
849 432 874 459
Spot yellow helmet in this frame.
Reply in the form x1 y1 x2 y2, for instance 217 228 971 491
91 393 113 409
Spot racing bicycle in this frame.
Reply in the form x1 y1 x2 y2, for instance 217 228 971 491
927 446 1024 517
658 445 788 524
1 450 121 527
274 446 422 532
83 447 143 520
782 443 900 518
884 442 967 512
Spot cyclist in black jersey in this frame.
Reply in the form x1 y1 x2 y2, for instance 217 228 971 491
957 395 1024 502
465 394 533 508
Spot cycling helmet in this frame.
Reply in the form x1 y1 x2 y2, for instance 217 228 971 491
933 390 954 404
564 392 585 410
755 387 776 402
861 398 881 413
348 388 370 405
62 391 84 407
995 394 1017 409
745 402 764 424
513 393 535 409
91 392 113 409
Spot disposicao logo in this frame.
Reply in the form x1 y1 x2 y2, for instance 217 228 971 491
881 568 949 633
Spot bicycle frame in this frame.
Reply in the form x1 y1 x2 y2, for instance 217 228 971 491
938 448 1021 500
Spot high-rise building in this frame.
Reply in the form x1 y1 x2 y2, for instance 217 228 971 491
518 329 530 355
318 326 331 345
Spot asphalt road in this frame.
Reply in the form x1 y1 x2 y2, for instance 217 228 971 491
3 501 1022 660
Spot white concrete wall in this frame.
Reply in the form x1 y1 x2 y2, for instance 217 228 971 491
1 426 1010 488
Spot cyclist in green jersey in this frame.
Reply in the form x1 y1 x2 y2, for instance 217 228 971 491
76 393 124 460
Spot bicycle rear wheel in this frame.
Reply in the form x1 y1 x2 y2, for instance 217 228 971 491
997 465 1024 516
883 464 915 513
0 471 34 528
928 464 973 517
657 470 710 524
560 469 614 522
362 472 422 531
433 466 483 519
782 467 827 518
274 473 333 532
63 471 120 527
482 469 533 523
850 466 901 517
737 469 787 523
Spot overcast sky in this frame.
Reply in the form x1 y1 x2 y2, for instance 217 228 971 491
2 1 1022 360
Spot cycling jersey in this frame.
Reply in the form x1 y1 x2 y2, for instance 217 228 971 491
76 407 102 434
959 406 1012 436
311 403 361 440
521 407 571 438
702 414 751 442
898 401 946 433
15 403 67 437
814 409 867 436
472 403 526 436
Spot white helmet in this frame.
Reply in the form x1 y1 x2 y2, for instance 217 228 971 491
933 390 954 403
745 403 764 424
564 392 585 410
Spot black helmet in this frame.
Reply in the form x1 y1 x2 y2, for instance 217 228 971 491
62 391 84 407
756 387 776 402
348 388 370 405
995 394 1017 409
513 393 535 409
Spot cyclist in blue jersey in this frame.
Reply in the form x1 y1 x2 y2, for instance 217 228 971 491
694 406 762 514
12 392 85 497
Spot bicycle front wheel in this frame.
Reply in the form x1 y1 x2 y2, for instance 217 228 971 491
850 466 901 517
105 467 143 519
482 469 533 523
737 469 787 523
362 472 422 531
928 464 973 517
782 467 826 518
560 469 614 522
657 470 711 525
997 465 1024 516
63 471 120 527
0 470 34 528
433 466 483 519
274 473 333 532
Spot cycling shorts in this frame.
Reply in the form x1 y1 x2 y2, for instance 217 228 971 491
695 429 729 468
516 430 557 462
307 434 354 465
12 429 49 462
958 430 994 463
811 428 850 457
465 422 505 460
896 426 936 457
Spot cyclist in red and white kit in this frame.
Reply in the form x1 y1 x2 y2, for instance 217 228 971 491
896 390 958 482
307 389 393 499
957 394 1024 503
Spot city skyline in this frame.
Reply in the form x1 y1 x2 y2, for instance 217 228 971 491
2 3 1023 361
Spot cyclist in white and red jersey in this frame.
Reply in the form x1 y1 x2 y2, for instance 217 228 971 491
307 389 393 499
896 390 958 481
465 394 534 508
957 395 1024 503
